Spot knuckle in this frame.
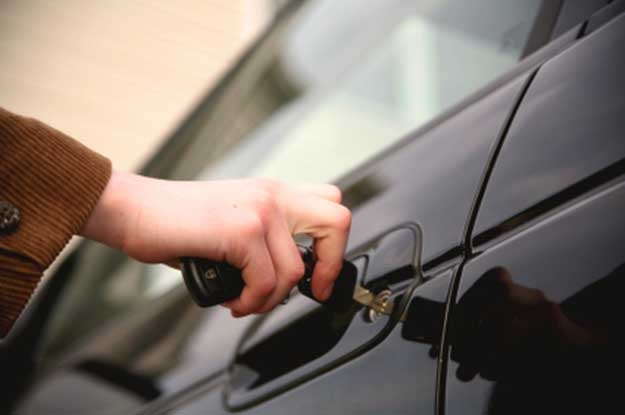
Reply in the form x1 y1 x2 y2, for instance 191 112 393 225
255 275 277 296
333 205 352 231
326 184 343 202
286 261 305 284
251 190 278 226
239 213 265 238
294 260 306 279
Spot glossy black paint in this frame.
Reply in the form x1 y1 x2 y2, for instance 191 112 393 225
550 0 608 38
446 179 625 414
341 73 531 265
443 10 625 414
585 0 625 34
225 225 422 410
473 12 625 241
173 272 455 415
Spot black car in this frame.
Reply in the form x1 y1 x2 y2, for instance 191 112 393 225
3 0 625 414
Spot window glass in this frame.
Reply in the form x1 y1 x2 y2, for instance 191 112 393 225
199 0 542 183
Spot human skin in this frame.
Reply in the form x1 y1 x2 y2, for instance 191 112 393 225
79 171 352 316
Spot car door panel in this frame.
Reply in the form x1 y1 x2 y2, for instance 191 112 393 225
166 271 455 415
550 0 609 38
343 72 533 266
225 225 422 410
473 12 625 243
585 0 625 34
446 177 625 414
445 13 625 412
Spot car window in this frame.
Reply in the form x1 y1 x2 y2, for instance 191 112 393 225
199 0 543 183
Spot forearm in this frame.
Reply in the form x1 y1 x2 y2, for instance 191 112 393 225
80 171 142 254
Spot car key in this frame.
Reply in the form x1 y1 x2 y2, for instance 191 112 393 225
181 247 357 312
181 247 402 317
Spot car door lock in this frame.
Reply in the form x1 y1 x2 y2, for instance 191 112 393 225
181 246 407 320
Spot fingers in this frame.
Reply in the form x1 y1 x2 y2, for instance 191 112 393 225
225 234 277 316
286 195 351 300
224 180 350 315
257 218 305 312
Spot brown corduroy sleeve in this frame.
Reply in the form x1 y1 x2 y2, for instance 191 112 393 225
0 107 112 337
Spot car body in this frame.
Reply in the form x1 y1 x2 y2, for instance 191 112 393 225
3 0 625 414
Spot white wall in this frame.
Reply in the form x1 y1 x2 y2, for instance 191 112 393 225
0 0 270 171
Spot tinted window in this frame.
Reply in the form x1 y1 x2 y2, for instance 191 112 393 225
200 0 543 183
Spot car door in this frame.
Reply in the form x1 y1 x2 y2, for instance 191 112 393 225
130 4 589 415
196 75 533 415
444 7 625 414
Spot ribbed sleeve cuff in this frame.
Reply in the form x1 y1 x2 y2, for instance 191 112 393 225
0 107 112 337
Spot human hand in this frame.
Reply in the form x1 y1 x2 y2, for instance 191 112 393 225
451 267 601 381
80 172 351 316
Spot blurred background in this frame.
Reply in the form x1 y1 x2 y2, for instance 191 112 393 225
0 0 276 171
0 0 536 179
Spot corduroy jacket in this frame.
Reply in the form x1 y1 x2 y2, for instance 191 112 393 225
0 107 111 337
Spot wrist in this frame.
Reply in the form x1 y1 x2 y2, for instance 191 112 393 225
79 170 142 253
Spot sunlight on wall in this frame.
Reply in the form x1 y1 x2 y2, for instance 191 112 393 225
0 0 271 171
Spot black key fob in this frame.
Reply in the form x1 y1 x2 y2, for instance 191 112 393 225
180 257 245 306
181 247 357 312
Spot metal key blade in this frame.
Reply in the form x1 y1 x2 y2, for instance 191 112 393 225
353 284 410 322
352 285 376 308
353 285 397 317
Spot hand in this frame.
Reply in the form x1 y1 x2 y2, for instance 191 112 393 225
80 172 351 316
451 267 603 381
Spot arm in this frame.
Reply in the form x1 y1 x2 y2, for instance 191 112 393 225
0 107 351 337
